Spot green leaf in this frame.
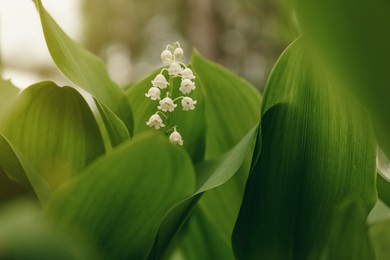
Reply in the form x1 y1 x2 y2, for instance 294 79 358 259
377 148 390 208
0 81 105 193
370 218 390 259
324 198 375 259
377 174 390 208
0 200 100 260
0 77 19 119
294 0 390 160
126 69 206 163
45 133 195 260
34 0 133 137
150 124 258 259
0 133 52 203
173 51 262 259
368 199 390 225
233 39 377 259
94 99 130 147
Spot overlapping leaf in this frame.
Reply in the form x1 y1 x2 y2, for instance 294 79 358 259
45 134 195 259
0 133 51 203
34 0 133 140
173 51 261 259
233 39 377 259
0 81 105 195
149 124 258 259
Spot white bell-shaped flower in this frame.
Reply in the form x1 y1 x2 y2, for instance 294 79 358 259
180 68 196 80
174 47 184 59
158 97 177 112
169 130 184 145
145 87 161 100
179 79 196 94
152 74 169 89
168 62 183 76
181 97 197 111
161 49 173 64
146 114 165 129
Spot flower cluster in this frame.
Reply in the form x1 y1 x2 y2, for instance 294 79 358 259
145 42 197 145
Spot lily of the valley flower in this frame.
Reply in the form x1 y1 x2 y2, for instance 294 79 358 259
145 87 161 100
146 42 197 145
180 68 196 80
174 47 184 59
152 74 169 89
179 79 196 94
158 97 177 112
146 114 165 129
161 49 173 64
168 62 183 76
181 97 197 111
169 129 184 145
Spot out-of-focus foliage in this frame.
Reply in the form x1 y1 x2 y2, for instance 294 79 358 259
294 0 390 162
0 200 100 260
81 0 298 87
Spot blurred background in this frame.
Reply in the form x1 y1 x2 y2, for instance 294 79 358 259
0 0 298 91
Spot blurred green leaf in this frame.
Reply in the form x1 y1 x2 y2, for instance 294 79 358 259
370 218 390 259
0 77 19 119
173 51 261 259
294 0 390 160
233 39 377 259
0 81 105 193
150 124 258 259
46 133 195 259
0 200 100 260
0 168 26 203
34 0 133 138
324 198 375 260
126 69 206 163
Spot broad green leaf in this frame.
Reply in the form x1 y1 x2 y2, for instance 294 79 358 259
150 124 258 259
370 219 390 259
46 133 195 260
294 0 390 160
0 200 100 260
34 0 133 137
324 198 375 259
233 39 377 259
0 77 19 119
126 69 206 163
0 81 105 193
173 51 261 259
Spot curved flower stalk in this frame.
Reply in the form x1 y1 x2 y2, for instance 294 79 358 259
145 42 197 145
